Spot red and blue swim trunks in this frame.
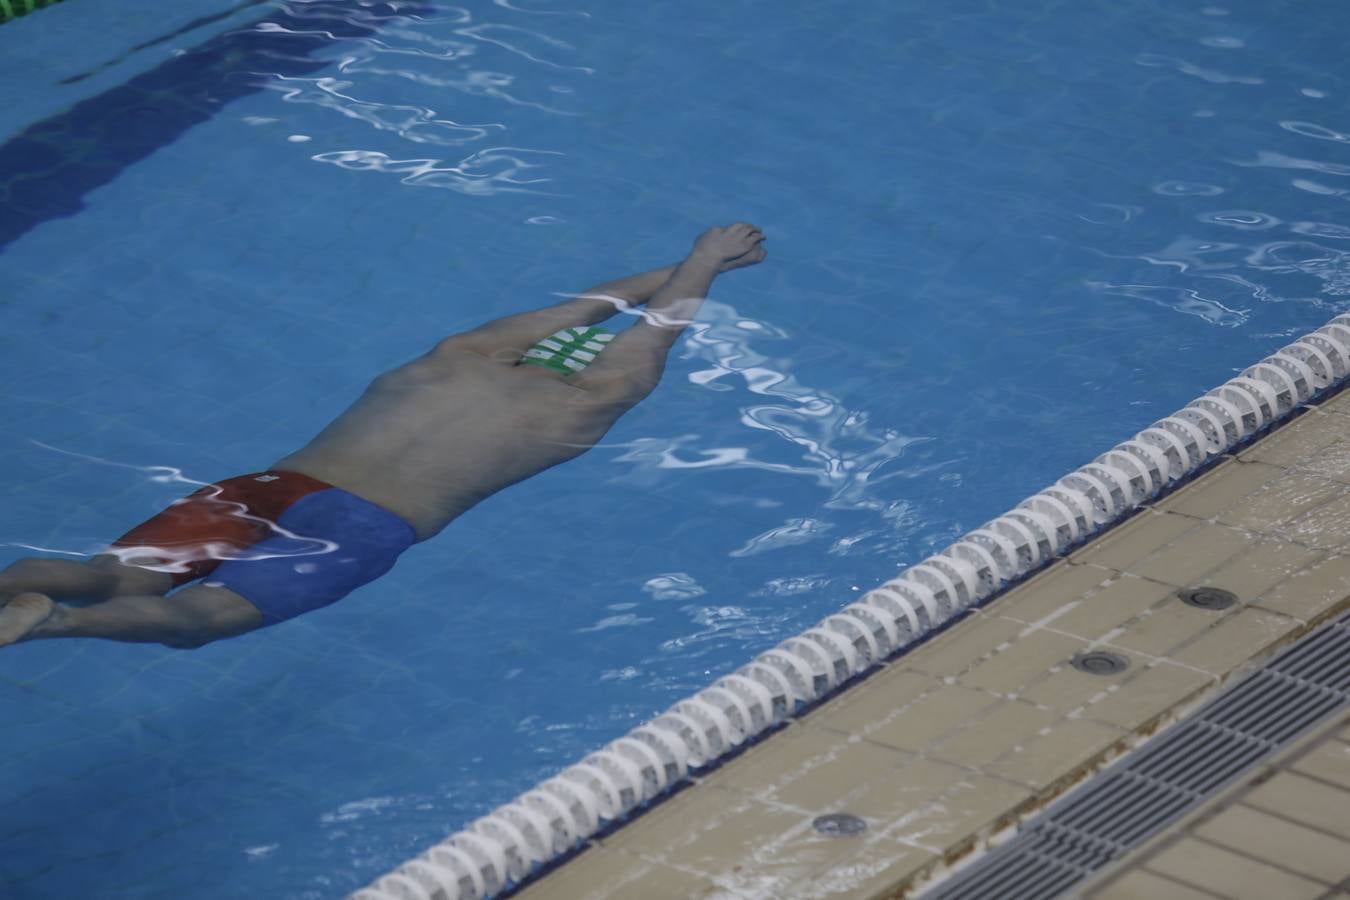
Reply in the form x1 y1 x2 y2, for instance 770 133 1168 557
108 470 417 626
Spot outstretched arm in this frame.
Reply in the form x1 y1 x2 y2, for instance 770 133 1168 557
574 223 767 398
439 264 679 358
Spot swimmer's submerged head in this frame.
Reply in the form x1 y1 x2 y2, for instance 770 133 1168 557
519 326 614 375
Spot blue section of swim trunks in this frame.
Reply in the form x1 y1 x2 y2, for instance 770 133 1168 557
205 487 417 626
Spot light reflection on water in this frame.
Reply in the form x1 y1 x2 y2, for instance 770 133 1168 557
613 299 931 515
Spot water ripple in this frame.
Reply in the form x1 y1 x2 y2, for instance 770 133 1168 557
1153 180 1225 196
261 74 499 145
1196 209 1282 230
1087 282 1249 326
238 0 588 197
1280 120 1350 144
612 303 930 509
457 23 594 73
729 517 833 558
1233 150 1350 177
311 147 562 195
1134 52 1263 85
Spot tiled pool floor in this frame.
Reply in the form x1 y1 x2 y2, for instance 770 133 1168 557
511 391 1350 900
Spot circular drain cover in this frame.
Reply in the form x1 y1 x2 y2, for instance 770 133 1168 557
1071 650 1129 675
1178 586 1238 610
812 813 867 837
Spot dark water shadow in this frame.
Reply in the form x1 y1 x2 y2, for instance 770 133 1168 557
0 0 432 253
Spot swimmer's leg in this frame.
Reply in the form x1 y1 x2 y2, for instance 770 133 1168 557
0 583 263 649
0 554 174 604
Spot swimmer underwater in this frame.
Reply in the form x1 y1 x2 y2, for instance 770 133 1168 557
0 223 767 650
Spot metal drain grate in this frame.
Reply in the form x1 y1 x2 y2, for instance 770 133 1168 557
924 608 1350 900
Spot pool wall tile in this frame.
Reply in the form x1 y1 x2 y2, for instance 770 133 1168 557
1066 509 1200 571
924 700 1060 769
985 560 1117 623
1194 805 1350 886
842 683 1002 753
1236 408 1350 479
1078 661 1215 730
956 627 1088 694
1165 606 1303 675
1091 869 1222 900
983 718 1127 791
1199 537 1327 602
1144 838 1326 900
1151 458 1286 520
1038 574 1177 639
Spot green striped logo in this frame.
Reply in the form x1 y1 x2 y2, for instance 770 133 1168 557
520 326 614 376
1 0 66 24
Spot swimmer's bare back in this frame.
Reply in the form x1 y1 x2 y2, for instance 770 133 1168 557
276 223 769 541
0 225 765 650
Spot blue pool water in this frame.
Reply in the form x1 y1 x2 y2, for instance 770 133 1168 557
2 0 1348 896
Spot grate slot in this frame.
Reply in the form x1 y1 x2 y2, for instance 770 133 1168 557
923 610 1349 900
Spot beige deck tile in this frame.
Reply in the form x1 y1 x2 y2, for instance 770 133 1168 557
1266 488 1350 551
1018 646 1149 714
1198 536 1327 603
1291 738 1350 789
1046 575 1180 641
1195 803 1350 885
1146 837 1326 900
958 628 1088 695
768 741 915 815
1256 554 1350 621
1237 407 1350 479
1106 596 1243 659
1166 605 1302 675
1152 458 1283 520
1217 469 1348 533
595 785 790 865
770 837 934 900
860 772 1031 854
512 845 741 899
987 717 1125 790
795 755 965 828
1244 771 1350 836
986 560 1116 624
1081 661 1215 730
1314 389 1350 416
848 683 1002 753
802 668 937 736
1087 868 1226 900
711 725 912 813
611 785 935 900
1121 519 1256 588
1069 509 1199 571
906 615 1026 679
927 699 1061 769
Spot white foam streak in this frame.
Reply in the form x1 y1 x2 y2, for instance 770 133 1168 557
312 147 562 195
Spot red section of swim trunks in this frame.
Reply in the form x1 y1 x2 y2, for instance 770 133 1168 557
108 470 333 586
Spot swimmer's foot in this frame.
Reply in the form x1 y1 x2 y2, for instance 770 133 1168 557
718 241 767 273
0 593 57 647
